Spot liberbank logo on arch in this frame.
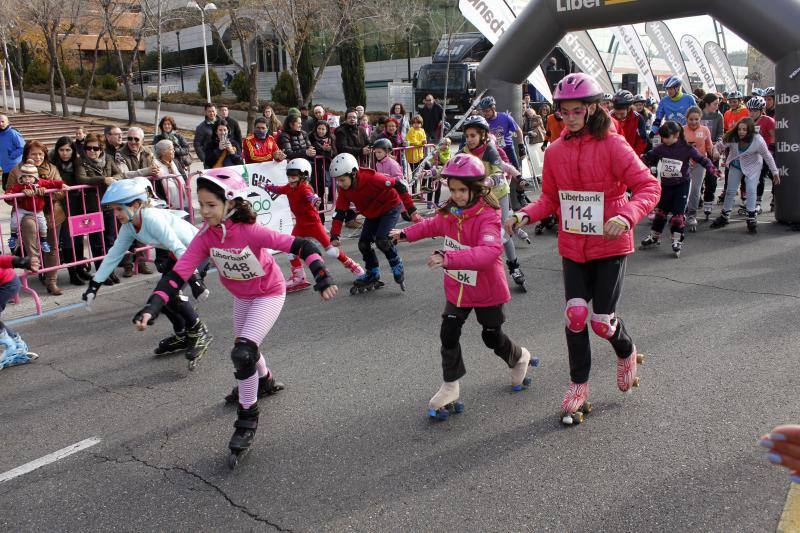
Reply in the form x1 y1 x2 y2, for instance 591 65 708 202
557 0 636 11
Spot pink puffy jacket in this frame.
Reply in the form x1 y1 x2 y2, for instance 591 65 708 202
520 129 660 263
404 199 510 308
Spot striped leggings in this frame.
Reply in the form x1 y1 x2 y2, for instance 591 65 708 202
233 294 286 408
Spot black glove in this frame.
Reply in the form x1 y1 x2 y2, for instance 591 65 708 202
82 280 102 302
132 294 166 325
517 143 525 155
541 141 548 151
11 256 31 269
188 274 209 301
401 210 412 222
392 231 407 244
649 131 656 139
310 264 334 293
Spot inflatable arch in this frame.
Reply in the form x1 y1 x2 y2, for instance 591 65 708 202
477 0 800 222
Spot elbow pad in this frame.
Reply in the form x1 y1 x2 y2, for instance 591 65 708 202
393 180 409 195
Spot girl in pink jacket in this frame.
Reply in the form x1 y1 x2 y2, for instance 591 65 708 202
133 168 338 468
507 73 660 426
391 153 534 421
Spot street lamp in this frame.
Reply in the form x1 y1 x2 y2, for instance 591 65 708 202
187 1 217 103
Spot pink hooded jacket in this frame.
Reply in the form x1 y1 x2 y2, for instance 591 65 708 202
374 155 404 180
403 198 510 308
520 128 660 263
173 219 297 299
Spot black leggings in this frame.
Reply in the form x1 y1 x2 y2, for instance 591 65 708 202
563 256 634 384
439 301 522 382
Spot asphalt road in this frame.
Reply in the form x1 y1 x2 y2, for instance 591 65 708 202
1 211 798 532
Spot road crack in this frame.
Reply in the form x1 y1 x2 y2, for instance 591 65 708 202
47 362 132 398
91 453 292 531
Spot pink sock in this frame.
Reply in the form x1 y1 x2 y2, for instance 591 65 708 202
238 373 259 408
256 355 269 378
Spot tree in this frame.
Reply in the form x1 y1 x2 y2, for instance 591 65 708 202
337 25 365 108
198 69 223 98
80 33 107 116
0 3 29 113
297 39 314 100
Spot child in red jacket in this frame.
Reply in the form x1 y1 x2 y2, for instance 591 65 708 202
7 161 66 253
391 153 535 420
0 254 40 370
508 74 660 426
264 158 364 292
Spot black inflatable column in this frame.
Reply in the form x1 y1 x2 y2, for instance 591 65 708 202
773 50 800 223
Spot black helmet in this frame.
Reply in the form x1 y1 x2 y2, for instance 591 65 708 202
477 96 496 110
372 138 394 152
632 94 646 104
612 90 635 108
462 115 490 132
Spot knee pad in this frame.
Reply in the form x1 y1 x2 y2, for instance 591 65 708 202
375 236 393 253
440 314 463 349
565 298 589 333
357 239 373 255
653 208 667 220
669 214 685 230
590 313 618 339
481 327 502 350
231 338 259 380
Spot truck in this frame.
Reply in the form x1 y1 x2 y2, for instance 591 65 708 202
412 33 492 131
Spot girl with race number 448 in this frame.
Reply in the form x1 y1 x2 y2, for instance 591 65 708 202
133 167 337 469
507 73 660 426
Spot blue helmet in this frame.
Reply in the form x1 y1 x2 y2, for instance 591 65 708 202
663 76 682 90
477 96 496 110
101 179 149 206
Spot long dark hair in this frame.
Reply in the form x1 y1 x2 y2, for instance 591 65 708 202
700 93 718 111
724 117 756 144
50 136 76 170
586 104 612 140
390 102 406 115
196 179 257 224
658 121 686 143
283 113 302 132
438 177 500 215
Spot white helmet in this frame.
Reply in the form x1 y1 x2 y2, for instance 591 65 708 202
286 158 313 178
329 153 359 178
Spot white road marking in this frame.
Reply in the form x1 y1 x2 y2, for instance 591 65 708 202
0 437 102 483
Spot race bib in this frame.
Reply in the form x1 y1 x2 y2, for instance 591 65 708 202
658 157 683 179
210 246 266 281
442 237 477 286
559 191 603 236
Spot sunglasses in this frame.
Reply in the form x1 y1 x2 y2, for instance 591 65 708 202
559 107 588 118
127 137 142 142
85 146 102 151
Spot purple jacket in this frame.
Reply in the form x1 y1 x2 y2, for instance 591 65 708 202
642 140 716 186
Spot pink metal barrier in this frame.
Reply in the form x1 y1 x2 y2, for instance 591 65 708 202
1 174 192 315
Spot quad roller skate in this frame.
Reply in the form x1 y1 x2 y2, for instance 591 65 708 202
390 258 406 291
639 233 661 250
184 320 212 371
510 347 541 392
515 227 532 245
225 373 285 404
227 404 259 470
427 381 464 421
671 233 684 258
686 215 698 233
617 349 645 392
342 257 365 277
349 268 384 295
507 259 527 293
702 202 713 221
560 381 591 426
285 266 311 293
154 332 189 356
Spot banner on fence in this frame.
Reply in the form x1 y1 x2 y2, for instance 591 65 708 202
239 161 294 236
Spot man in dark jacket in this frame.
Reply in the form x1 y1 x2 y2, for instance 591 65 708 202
219 104 242 147
194 103 218 167
418 94 444 142
334 108 370 228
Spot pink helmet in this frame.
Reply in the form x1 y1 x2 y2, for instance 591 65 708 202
441 153 486 182
197 167 248 200
553 73 604 103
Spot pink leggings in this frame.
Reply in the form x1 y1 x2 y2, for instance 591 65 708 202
233 294 286 408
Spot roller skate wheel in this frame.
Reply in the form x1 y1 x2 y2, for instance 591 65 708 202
399 282 406 291
573 411 584 424
632 376 641 388
636 354 645 365
519 284 527 293
227 453 239 469
523 375 532 387
689 226 696 233
530 357 540 367
188 360 196 371
451 401 464 414
581 402 593 414
349 286 358 295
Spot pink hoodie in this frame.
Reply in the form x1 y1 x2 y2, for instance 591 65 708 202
403 198 510 308
173 219 298 299
374 155 403 180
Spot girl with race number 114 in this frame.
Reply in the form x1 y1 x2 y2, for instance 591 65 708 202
507 73 660 426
